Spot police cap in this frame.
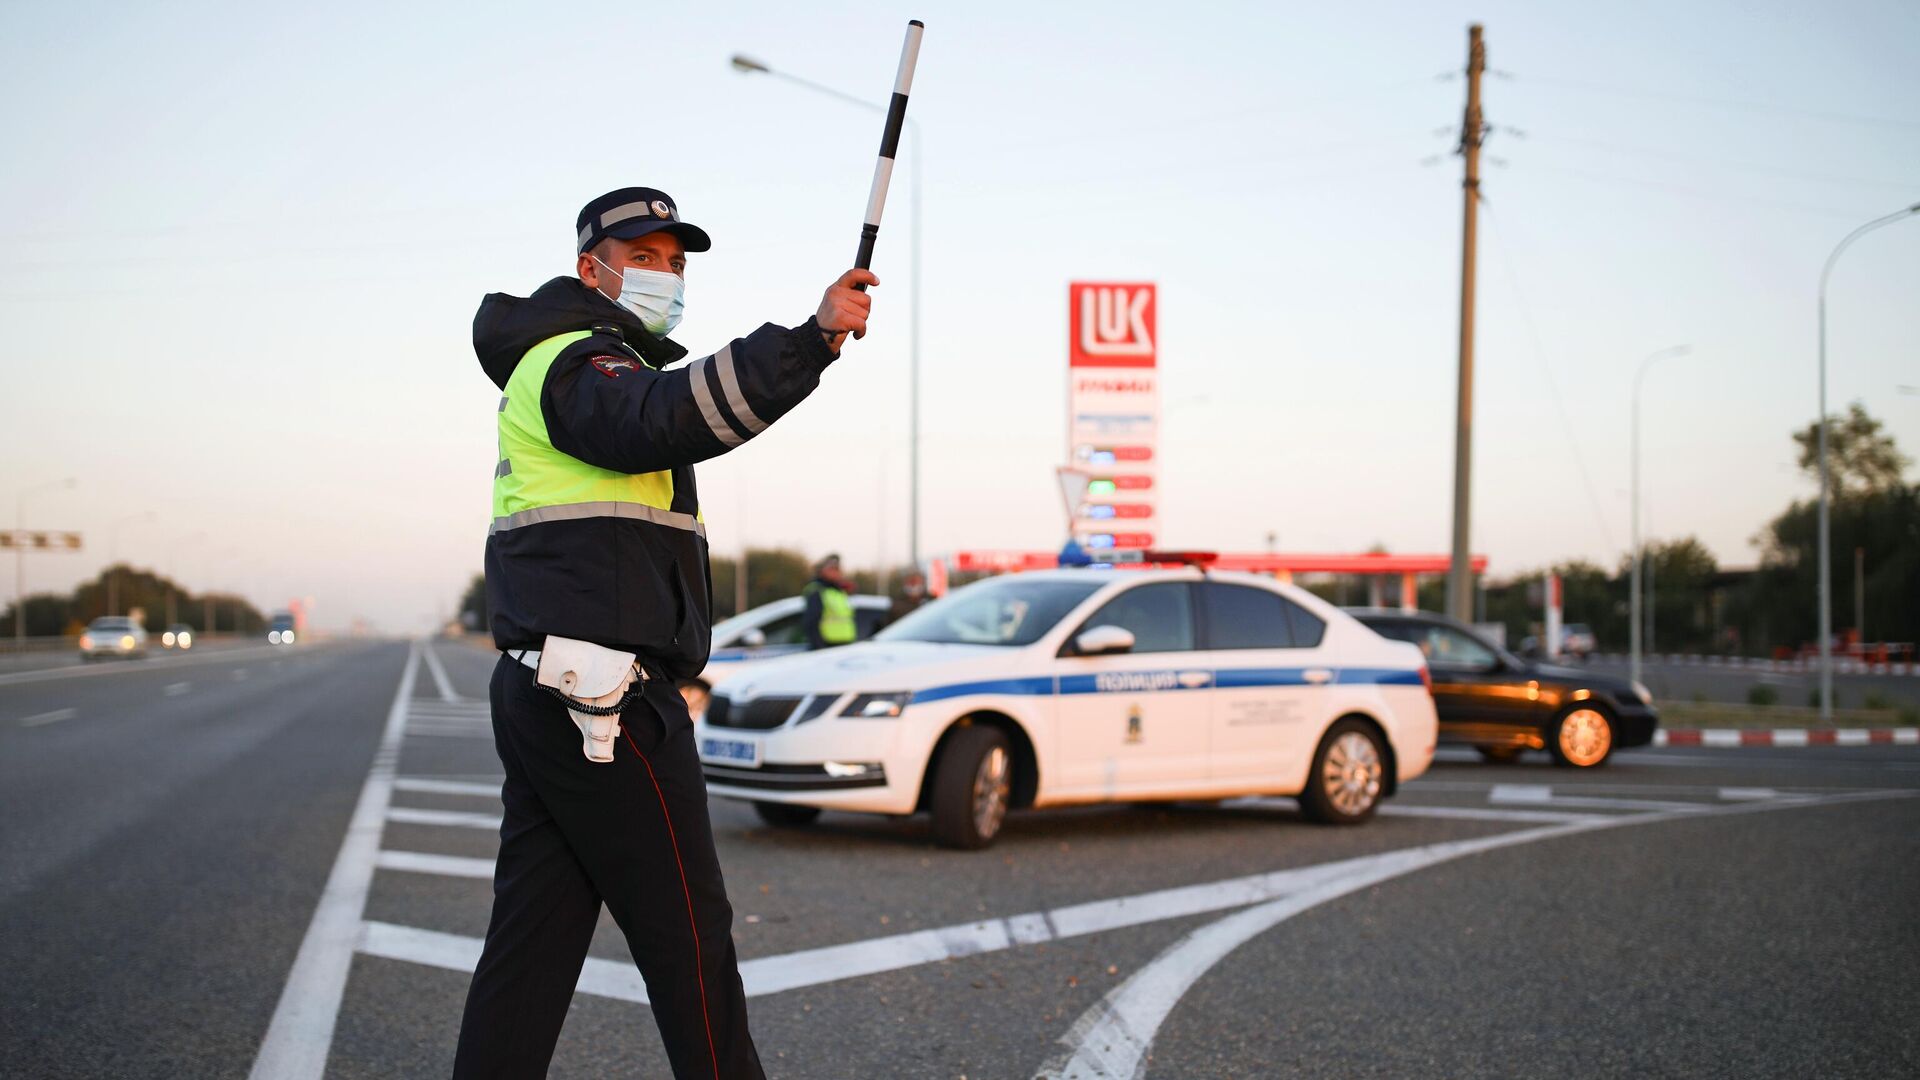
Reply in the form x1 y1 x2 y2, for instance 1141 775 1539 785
576 187 713 255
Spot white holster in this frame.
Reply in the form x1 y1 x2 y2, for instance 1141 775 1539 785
533 635 642 763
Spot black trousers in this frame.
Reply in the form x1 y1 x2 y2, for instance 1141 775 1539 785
452 655 763 1080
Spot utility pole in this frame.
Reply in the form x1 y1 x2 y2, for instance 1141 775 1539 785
1854 546 1865 644
1446 23 1486 624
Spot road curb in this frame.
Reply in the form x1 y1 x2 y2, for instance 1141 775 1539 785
1653 727 1919 748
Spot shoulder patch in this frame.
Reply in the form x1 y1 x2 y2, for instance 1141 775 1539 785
590 355 639 378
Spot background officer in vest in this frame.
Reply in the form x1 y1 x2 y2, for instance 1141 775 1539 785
801 553 857 650
455 186 876 1080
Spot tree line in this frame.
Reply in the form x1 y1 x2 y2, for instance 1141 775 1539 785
1 565 266 637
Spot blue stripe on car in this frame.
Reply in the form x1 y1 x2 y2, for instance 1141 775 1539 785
908 667 1421 704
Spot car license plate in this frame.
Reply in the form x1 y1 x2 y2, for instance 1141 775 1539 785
700 736 761 768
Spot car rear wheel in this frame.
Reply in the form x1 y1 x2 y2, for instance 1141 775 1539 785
1477 745 1524 764
752 801 822 827
930 725 1012 850
1299 719 1386 825
1549 706 1614 768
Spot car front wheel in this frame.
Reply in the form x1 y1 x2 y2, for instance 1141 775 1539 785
930 724 1012 850
1550 706 1614 768
1299 719 1387 825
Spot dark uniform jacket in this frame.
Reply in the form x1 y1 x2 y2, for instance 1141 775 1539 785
474 276 837 680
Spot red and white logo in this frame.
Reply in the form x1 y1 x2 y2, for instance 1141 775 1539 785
1069 283 1156 368
590 355 638 378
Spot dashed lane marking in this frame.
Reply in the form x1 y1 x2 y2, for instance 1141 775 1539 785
385 807 501 830
375 850 494 879
1032 787 1917 1080
249 641 419 1080
420 644 459 704
19 707 76 727
393 777 500 797
164 682 190 697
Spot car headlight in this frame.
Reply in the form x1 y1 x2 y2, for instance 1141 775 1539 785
178 632 192 648
268 631 281 644
841 692 913 718
1631 680 1653 706
283 631 296 644
79 635 94 650
120 635 136 649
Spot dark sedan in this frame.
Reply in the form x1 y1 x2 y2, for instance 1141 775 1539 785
1346 609 1657 767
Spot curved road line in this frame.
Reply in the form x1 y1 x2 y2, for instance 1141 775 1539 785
1033 789 1914 1080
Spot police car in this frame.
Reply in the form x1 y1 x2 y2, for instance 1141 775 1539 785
681 593 893 716
695 567 1437 848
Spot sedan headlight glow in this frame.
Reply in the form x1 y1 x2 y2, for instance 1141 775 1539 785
841 692 913 718
1631 680 1654 706
177 632 192 648
120 635 136 649
79 635 94 650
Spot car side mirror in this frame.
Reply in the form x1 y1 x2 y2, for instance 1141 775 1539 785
740 628 767 648
1074 625 1136 656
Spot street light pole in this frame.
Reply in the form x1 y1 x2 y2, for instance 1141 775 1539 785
13 477 76 644
732 53 924 570
1816 202 1919 724
1630 345 1690 686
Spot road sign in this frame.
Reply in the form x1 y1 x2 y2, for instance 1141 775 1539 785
0 531 83 551
1069 282 1158 550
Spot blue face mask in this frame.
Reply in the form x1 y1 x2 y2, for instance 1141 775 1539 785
592 255 685 335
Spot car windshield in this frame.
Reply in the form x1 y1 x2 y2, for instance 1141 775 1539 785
876 577 1101 647
88 617 133 630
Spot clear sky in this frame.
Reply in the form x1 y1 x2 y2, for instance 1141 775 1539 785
2 0 1916 633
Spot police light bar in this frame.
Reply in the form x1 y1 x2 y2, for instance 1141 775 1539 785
1144 550 1219 568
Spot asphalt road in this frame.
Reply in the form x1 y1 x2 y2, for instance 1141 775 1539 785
3 639 1916 1078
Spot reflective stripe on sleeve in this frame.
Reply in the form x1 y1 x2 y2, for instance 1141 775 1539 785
495 459 512 478
490 501 706 538
712 344 768 434
687 356 746 448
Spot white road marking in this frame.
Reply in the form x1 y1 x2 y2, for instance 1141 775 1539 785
393 777 500 797
19 707 77 727
420 643 459 703
249 641 419 1080
164 681 190 697
1381 804 1595 824
402 725 495 740
1489 784 1708 813
375 850 495 879
1032 788 1916 1079
232 669 250 682
386 807 502 830
1718 787 1782 801
1229 794 1596 825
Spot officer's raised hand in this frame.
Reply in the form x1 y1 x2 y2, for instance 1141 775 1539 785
817 269 878 353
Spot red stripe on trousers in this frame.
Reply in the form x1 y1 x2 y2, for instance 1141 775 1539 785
622 728 722 1080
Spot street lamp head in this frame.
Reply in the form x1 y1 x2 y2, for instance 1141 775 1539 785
730 54 769 74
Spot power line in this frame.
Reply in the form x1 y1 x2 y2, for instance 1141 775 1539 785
1476 201 1621 559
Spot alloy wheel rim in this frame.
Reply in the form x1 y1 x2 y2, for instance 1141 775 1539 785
1558 709 1612 766
972 746 1011 837
1323 731 1382 815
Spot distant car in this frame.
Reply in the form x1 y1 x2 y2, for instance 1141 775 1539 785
79 616 148 661
680 594 893 716
1348 609 1655 768
267 612 298 645
1518 623 1598 661
696 568 1437 848
1561 623 1596 659
160 624 195 650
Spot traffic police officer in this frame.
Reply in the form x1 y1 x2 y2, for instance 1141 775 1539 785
801 553 856 650
454 186 876 1079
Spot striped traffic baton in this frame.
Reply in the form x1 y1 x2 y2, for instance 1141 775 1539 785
852 19 924 288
